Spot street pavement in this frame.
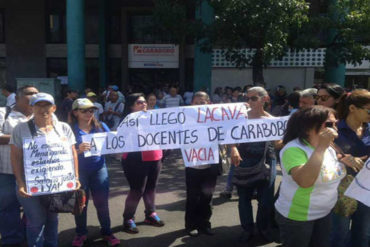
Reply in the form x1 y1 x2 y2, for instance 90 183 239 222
55 150 281 247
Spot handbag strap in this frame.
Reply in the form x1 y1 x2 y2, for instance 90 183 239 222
253 142 270 168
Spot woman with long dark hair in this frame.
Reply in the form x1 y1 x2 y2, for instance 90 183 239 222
121 93 164 234
275 106 352 247
317 83 345 109
69 98 120 247
331 89 370 247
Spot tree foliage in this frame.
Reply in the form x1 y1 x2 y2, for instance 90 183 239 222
152 0 370 83
292 0 370 66
207 0 309 82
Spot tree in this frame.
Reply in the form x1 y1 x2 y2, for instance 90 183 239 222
293 0 370 65
206 0 309 83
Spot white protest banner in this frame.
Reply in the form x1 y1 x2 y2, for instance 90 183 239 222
23 136 76 195
344 158 370 207
181 145 219 167
82 103 289 156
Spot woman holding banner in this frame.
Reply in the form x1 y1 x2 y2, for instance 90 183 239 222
121 93 164 234
230 86 277 244
331 89 370 247
275 106 348 247
69 98 120 247
10 93 80 247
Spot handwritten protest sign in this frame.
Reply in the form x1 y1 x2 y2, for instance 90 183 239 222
345 158 370 207
82 103 289 157
23 136 76 196
181 144 219 167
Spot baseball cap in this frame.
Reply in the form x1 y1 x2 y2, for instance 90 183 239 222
86 92 97 97
72 98 97 110
30 93 55 106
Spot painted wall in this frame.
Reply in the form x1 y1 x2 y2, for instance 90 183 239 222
211 67 315 92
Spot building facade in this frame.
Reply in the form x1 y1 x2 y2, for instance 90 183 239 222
0 0 368 102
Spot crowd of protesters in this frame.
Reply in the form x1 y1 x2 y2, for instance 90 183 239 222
0 81 369 247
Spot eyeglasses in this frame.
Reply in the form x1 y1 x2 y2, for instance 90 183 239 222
363 108 370 114
325 121 336 128
245 96 260 102
316 95 332 102
136 100 147 105
79 108 95 114
24 92 38 96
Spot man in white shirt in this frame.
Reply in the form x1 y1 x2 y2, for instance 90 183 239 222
0 85 38 246
1 84 16 108
163 86 184 108
103 91 124 130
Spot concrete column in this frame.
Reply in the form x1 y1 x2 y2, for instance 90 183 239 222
99 0 108 88
193 0 213 93
324 0 345 86
121 9 129 91
67 0 86 92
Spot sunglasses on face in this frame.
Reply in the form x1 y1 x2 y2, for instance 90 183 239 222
325 121 336 128
24 92 38 96
136 100 147 105
316 95 332 102
79 108 95 114
245 96 260 102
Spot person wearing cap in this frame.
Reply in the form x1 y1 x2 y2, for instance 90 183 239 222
10 92 80 247
87 92 104 120
0 85 38 246
69 98 120 247
103 91 124 130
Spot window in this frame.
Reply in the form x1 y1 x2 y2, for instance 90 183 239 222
47 58 67 78
86 12 99 44
109 58 121 85
129 15 173 44
46 0 66 43
86 59 99 90
0 10 5 43
109 14 121 44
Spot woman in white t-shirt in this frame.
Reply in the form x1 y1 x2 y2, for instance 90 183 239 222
274 106 360 247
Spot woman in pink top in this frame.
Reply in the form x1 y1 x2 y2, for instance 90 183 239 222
121 93 164 234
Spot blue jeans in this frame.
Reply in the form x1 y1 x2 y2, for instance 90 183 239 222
225 164 235 192
75 166 111 236
0 174 24 245
331 202 370 247
237 182 274 233
17 191 58 247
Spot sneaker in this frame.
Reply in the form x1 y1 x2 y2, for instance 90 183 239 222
72 235 87 247
103 234 120 247
123 219 139 234
185 228 199 237
220 191 232 199
144 212 165 227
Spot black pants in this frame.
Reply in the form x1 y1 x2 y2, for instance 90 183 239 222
275 210 332 247
122 152 162 220
185 166 218 230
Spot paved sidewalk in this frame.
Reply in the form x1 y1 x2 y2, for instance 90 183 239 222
56 150 281 247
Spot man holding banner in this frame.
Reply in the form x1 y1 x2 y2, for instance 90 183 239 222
10 93 80 247
0 85 38 246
